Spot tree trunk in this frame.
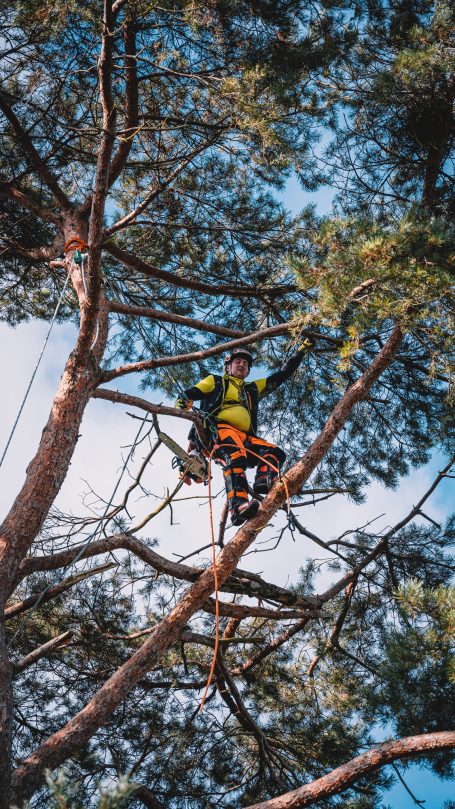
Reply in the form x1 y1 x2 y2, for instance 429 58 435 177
0 263 108 805
0 351 100 598
0 623 13 809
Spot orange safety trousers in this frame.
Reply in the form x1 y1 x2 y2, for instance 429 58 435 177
213 423 286 511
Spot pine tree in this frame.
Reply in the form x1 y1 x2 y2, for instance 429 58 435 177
0 1 453 808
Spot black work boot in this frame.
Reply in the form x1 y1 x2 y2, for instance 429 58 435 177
253 470 277 497
230 498 260 526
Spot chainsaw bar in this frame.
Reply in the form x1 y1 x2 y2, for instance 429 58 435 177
159 431 209 481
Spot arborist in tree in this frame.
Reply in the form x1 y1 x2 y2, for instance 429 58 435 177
175 340 312 525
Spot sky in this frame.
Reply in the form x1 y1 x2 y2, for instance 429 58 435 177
0 177 453 806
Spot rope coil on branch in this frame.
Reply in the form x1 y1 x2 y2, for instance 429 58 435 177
64 237 89 253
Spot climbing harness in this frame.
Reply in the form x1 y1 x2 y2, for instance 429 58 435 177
0 266 72 469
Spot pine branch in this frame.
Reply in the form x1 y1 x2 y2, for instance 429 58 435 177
99 323 306 383
0 183 62 225
16 533 320 612
92 387 205 434
0 93 71 209
103 240 296 299
13 631 73 675
244 732 455 809
105 136 222 237
5 564 116 619
3 231 65 262
109 299 246 338
107 11 139 190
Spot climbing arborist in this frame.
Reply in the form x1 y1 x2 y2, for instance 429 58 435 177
175 340 312 526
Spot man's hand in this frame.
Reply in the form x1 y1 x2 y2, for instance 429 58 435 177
175 397 193 411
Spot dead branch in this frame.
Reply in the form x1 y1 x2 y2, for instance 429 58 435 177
232 617 312 676
319 455 454 604
348 279 376 300
13 631 73 675
308 579 357 678
216 650 285 789
203 600 320 621
127 479 185 533
6 563 116 619
102 437 162 522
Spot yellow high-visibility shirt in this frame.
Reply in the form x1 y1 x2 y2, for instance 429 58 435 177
193 374 267 433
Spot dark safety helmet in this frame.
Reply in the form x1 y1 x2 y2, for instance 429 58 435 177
224 349 254 369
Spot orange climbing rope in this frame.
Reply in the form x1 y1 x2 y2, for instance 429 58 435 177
244 446 292 516
64 237 89 254
199 445 291 711
199 446 220 712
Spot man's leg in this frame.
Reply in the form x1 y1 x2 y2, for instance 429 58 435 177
214 425 259 525
246 436 286 497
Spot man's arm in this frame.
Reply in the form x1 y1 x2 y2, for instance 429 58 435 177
256 339 312 398
175 374 216 409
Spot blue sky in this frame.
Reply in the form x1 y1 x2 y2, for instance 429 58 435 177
384 762 453 808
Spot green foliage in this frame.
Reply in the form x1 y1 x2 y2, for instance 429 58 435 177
363 575 455 777
324 0 455 215
294 212 454 336
1 0 339 322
